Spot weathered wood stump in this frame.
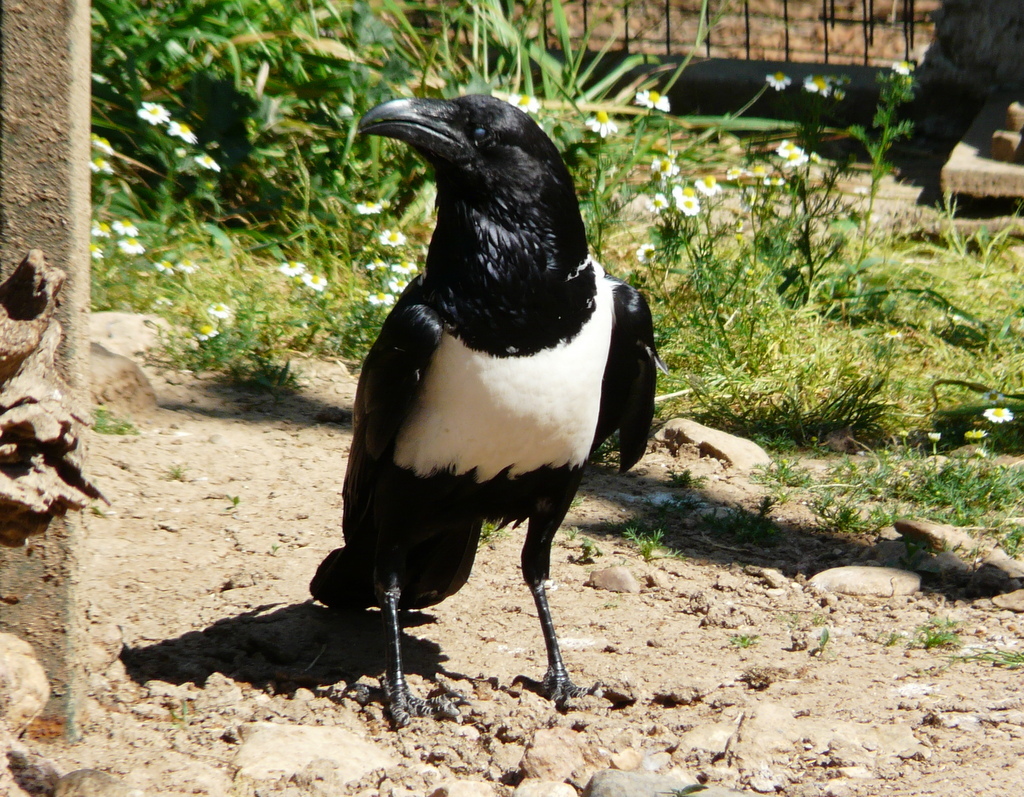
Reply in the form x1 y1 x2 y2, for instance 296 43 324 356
0 250 101 547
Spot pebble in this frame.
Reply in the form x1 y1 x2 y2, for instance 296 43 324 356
993 589 1024 612
233 721 396 782
512 781 577 797
0 633 51 733
808 566 920 597
586 566 641 594
54 769 138 797
893 518 977 553
654 418 772 473
428 781 497 797
520 727 586 781
582 769 740 797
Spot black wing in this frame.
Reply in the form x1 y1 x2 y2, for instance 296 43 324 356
593 277 664 472
310 277 444 608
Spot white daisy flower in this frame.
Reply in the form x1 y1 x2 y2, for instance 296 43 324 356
153 260 175 274
367 291 396 307
364 258 388 272
725 167 748 181
112 220 140 237
195 154 221 172
636 243 656 264
379 229 407 247
167 121 198 144
883 329 903 340
391 261 418 276
635 89 670 112
302 273 329 292
91 157 114 174
91 134 115 155
647 193 670 213
117 237 145 255
153 297 173 307
776 140 809 168
803 75 832 96
90 244 104 260
176 259 198 274
279 261 307 277
388 277 409 293
766 71 792 91
694 175 722 197
355 201 385 215
927 432 941 442
672 186 701 216
585 110 618 138
650 155 680 182
892 61 914 76
91 221 112 238
983 407 1014 424
196 323 219 341
507 94 541 114
208 302 232 319
137 102 171 126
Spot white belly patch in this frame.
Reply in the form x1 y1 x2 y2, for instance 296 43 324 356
394 265 615 481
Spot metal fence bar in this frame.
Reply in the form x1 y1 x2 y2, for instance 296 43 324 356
551 1 927 66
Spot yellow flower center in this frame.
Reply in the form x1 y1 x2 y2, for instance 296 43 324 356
596 111 610 124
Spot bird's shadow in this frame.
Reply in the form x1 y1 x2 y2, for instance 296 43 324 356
121 601 448 695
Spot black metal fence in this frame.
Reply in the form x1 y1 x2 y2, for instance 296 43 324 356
550 1 938 66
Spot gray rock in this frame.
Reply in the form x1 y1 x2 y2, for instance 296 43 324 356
808 566 920 597
512 781 578 797
583 769 743 797
90 342 157 415
0 633 50 733
893 518 977 553
655 418 771 473
233 721 396 782
993 588 1024 612
587 566 641 594
54 769 135 797
520 727 585 781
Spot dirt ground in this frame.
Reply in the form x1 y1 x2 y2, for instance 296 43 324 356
21 322 1023 796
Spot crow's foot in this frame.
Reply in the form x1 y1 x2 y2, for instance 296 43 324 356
541 669 601 707
385 682 465 728
513 670 602 708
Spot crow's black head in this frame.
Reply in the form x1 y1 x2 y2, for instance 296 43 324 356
359 95 574 207
359 95 592 355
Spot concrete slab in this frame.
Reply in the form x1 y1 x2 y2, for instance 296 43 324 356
941 93 1024 198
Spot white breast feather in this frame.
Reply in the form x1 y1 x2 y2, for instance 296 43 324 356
394 262 614 481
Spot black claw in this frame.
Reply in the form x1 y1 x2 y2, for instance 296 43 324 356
385 681 464 727
541 670 599 706
512 671 601 708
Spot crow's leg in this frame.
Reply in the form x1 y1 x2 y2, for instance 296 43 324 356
520 481 597 705
377 563 461 727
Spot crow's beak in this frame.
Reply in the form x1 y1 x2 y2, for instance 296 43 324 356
359 97 464 163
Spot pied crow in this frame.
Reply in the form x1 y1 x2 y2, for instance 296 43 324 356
311 94 664 726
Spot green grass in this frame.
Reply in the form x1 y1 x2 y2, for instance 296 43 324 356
729 634 760 649
911 617 962 650
957 649 1024 669
92 406 138 435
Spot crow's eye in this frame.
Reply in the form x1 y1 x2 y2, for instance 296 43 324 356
470 126 489 145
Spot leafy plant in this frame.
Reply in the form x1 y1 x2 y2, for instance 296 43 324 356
911 617 962 650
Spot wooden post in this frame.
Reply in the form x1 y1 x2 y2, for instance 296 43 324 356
0 0 92 740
